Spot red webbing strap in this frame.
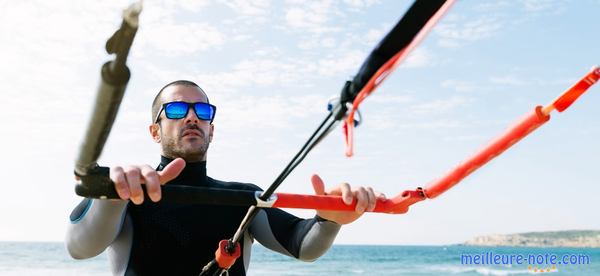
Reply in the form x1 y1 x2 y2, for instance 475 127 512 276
344 0 456 157
424 106 550 199
552 66 600 112
214 240 241 270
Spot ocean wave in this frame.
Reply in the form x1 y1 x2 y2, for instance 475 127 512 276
428 265 552 275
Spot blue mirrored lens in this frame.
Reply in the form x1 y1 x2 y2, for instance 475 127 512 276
165 102 189 119
194 103 215 120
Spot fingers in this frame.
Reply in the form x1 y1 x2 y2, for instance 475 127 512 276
311 174 326 195
109 161 186 205
366 187 377 212
140 165 161 202
110 166 130 200
340 184 381 213
125 166 144 205
354 187 368 213
339 183 353 205
159 158 186 184
312 176 381 218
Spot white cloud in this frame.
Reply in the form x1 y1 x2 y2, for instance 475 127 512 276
474 1 511 12
435 0 566 50
521 0 565 14
409 96 470 115
284 0 342 34
140 0 214 21
140 62 196 87
489 75 529 86
316 50 365 77
216 94 328 130
396 118 466 130
342 0 380 9
177 0 211 12
368 94 414 104
321 37 337 48
254 46 285 56
219 0 271 16
403 48 434 68
126 1 234 57
190 49 366 95
443 134 487 142
194 58 312 94
138 22 225 56
473 0 566 16
488 73 573 87
364 28 386 46
282 0 386 53
363 113 396 130
435 17 504 48
0 1 121 64
233 34 253 41
0 0 126 113
298 36 341 50
441 79 481 92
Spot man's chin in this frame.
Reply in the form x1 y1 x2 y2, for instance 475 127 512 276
176 143 207 159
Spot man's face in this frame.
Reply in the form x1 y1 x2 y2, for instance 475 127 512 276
151 85 214 162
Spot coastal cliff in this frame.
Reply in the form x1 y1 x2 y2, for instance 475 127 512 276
463 230 600 248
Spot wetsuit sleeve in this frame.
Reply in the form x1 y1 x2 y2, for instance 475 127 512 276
249 208 341 262
65 198 128 259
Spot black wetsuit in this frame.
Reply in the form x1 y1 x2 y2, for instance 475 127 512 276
67 157 341 276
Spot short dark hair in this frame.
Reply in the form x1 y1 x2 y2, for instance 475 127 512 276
151 80 208 122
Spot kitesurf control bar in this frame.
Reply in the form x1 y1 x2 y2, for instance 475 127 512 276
76 66 600 214
74 2 142 179
75 166 424 214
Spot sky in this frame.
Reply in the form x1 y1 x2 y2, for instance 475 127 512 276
0 0 599 245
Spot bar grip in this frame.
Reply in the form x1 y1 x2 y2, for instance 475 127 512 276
75 166 118 199
75 167 260 206
273 188 426 214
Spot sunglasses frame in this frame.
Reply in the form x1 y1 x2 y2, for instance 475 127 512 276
154 101 217 124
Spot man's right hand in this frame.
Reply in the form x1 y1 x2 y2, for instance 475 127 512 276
109 158 186 204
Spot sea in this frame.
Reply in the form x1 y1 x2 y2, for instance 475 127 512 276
0 242 598 275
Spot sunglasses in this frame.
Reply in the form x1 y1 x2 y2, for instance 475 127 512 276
154 101 217 124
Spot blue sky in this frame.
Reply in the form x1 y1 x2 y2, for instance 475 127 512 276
0 0 599 245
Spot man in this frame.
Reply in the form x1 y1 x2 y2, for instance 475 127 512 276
66 80 384 275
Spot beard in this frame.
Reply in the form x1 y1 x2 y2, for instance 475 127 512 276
161 124 210 162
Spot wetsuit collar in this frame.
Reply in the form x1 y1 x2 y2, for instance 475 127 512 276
159 155 208 185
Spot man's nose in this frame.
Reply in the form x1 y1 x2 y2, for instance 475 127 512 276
184 106 198 123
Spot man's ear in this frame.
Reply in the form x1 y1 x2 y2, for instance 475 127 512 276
209 124 214 143
149 123 161 143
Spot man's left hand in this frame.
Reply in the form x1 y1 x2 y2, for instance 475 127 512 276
311 174 385 225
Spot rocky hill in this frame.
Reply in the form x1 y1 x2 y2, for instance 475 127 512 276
463 230 600 248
